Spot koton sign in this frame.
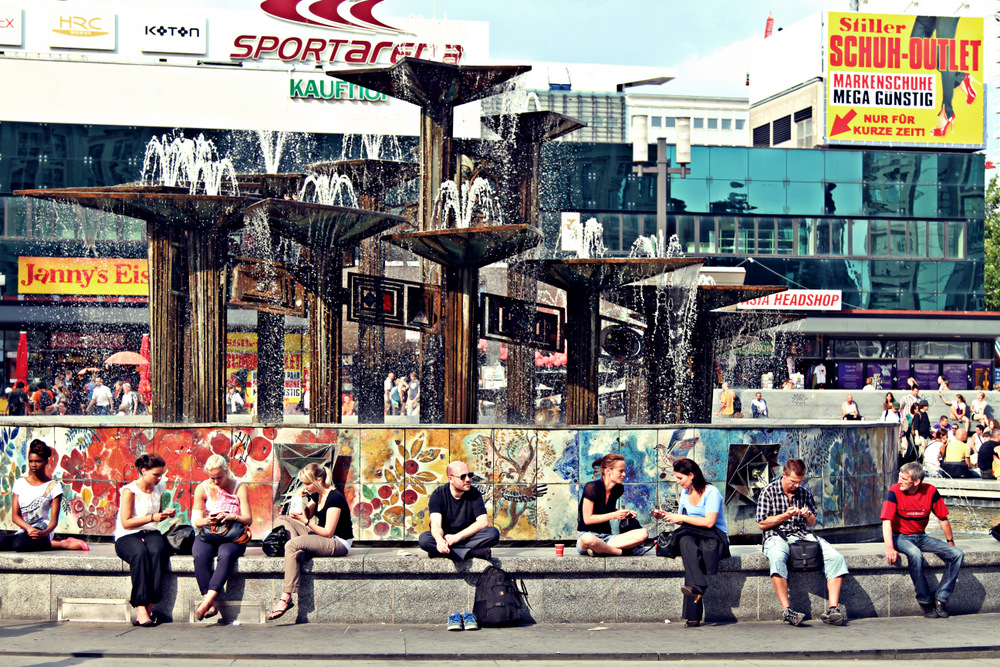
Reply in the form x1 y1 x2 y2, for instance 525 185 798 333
737 290 842 311
0 5 22 47
138 13 207 55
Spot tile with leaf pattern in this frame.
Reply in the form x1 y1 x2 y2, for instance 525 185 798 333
493 429 536 484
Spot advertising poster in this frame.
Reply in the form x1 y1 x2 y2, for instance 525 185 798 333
912 362 939 389
826 12 984 148
941 362 967 390
838 361 864 389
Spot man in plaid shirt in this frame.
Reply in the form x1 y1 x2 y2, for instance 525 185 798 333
756 458 849 626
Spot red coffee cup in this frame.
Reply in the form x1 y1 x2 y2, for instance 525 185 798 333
554 544 564 557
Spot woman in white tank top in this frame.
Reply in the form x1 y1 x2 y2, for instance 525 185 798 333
113 453 176 627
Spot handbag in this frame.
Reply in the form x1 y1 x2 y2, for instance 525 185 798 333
199 519 251 545
788 538 823 572
162 521 195 555
262 525 289 557
619 515 643 534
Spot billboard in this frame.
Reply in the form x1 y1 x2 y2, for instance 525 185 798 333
18 257 147 296
826 12 984 148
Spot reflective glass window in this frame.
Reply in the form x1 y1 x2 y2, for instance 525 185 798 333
863 152 901 182
816 219 831 255
786 182 824 216
825 182 862 216
900 153 937 184
602 213 621 252
708 179 750 215
824 151 862 182
797 218 815 255
870 220 889 256
909 220 926 257
664 117 676 127
651 117 662 127
707 147 747 182
947 222 965 259
749 149 786 181
776 218 795 255
900 183 936 217
676 215 697 253
787 150 824 181
124 218 145 242
885 221 905 256
3 197 29 237
693 118 704 129
699 217 716 253
735 119 745 130
961 186 985 218
669 178 709 214
707 118 718 129
738 218 755 253
718 217 737 253
927 221 946 258
722 119 732 130
685 146 711 179
757 218 776 254
912 341 971 359
850 219 868 255
829 219 849 255
748 181 785 215
938 154 983 185
864 183 901 216
622 214 641 251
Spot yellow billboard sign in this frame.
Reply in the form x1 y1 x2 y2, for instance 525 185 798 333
18 257 148 295
826 12 983 147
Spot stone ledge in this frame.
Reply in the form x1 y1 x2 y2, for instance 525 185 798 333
3 539 998 575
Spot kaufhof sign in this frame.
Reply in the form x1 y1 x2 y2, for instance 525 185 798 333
230 0 465 65
826 12 984 148
139 13 207 55
18 257 148 296
290 76 386 101
48 10 117 50
737 290 842 311
0 5 22 46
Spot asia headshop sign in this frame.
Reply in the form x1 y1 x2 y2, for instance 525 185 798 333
737 290 842 311
826 12 984 148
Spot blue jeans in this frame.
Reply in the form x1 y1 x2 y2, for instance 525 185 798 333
893 532 964 605
763 535 849 580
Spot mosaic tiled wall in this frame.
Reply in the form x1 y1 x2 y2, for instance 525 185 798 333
0 424 895 541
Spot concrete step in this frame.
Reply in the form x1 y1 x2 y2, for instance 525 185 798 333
188 599 266 624
56 598 130 623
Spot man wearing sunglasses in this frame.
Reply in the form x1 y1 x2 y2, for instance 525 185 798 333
418 462 499 562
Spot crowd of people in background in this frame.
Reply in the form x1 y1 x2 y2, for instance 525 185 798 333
4 371 147 417
384 371 420 417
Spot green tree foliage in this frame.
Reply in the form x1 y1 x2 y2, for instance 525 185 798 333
987 175 1000 311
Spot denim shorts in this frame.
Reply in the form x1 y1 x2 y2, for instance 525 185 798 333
576 532 613 554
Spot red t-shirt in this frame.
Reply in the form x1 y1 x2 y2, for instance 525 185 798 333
879 482 948 535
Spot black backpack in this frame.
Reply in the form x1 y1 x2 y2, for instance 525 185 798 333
38 390 54 411
473 565 529 627
7 390 26 415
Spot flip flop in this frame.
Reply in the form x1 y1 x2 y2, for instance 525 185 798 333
204 607 219 619
268 599 294 620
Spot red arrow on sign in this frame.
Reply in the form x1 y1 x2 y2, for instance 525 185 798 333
830 109 857 137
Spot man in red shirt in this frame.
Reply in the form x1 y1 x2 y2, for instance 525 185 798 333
881 461 964 619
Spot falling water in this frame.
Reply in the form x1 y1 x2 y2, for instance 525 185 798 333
298 172 359 207
432 178 503 228
562 217 607 259
341 133 405 162
256 130 288 174
142 133 240 196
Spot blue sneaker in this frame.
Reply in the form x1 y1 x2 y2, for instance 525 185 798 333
461 610 479 631
447 611 464 631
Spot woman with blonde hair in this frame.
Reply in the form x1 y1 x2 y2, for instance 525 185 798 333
268 462 353 620
576 453 648 556
191 454 252 621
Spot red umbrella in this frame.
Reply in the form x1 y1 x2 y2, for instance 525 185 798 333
104 351 149 366
138 334 152 404
14 331 27 386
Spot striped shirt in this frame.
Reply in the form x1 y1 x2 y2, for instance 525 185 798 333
755 477 817 543
879 483 948 535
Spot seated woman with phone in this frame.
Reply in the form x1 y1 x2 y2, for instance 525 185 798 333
576 453 648 556
191 454 253 621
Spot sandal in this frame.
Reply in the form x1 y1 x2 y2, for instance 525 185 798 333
204 606 219 619
268 599 294 620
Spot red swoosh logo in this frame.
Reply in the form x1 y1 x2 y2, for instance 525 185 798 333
260 0 401 33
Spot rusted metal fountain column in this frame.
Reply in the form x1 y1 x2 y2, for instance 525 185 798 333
308 259 341 424
565 288 602 425
147 220 185 422
481 112 585 424
184 227 227 422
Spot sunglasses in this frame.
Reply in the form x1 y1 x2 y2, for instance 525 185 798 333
450 473 474 481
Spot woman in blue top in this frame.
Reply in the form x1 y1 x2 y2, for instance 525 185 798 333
653 457 729 627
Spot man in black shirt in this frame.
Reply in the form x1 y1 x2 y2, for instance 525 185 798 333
418 461 499 561
978 436 999 479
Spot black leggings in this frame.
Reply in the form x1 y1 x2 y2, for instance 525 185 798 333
0 532 53 552
192 537 245 595
115 531 167 608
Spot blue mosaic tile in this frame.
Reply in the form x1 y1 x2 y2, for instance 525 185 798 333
537 430 579 483
578 430 619 482
696 428 732 483
656 428 699 483
818 475 844 528
620 483 656 535
619 429 658 483
537 483 579 540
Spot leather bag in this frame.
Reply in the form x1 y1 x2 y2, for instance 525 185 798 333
789 538 823 571
162 522 195 555
262 525 289 557
656 530 679 557
199 519 251 545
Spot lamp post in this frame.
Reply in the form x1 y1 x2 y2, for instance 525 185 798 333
631 115 692 242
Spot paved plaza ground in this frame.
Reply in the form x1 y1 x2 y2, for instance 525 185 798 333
0 613 997 663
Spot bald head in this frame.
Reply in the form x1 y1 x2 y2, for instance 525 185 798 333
447 461 468 477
